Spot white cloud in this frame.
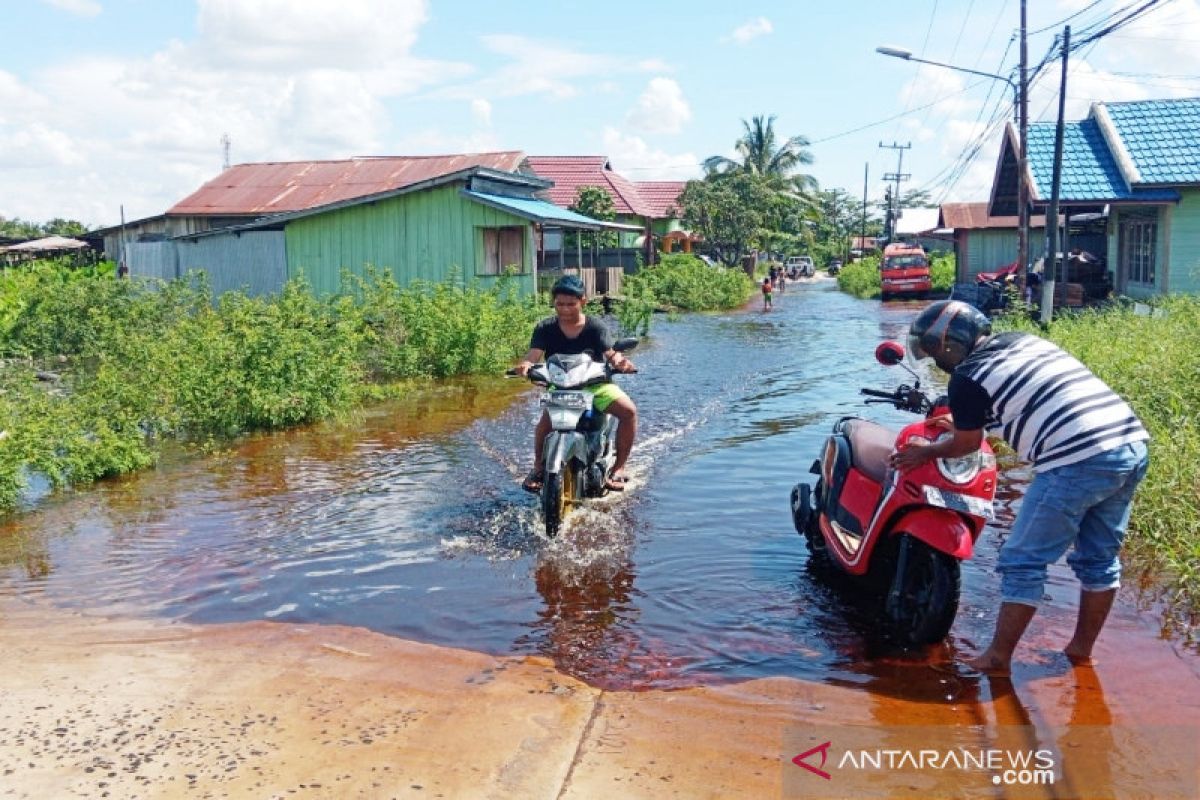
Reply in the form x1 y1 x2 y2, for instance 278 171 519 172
626 78 691 135
41 0 101 17
436 35 666 101
471 98 492 126
725 17 772 45
601 127 700 181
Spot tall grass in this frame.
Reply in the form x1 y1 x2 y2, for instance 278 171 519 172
996 297 1200 633
0 262 543 511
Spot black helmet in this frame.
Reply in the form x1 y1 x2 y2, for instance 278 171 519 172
551 274 586 298
907 300 992 371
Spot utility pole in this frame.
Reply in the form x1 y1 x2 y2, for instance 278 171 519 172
860 162 869 260
1018 0 1030 288
879 141 911 241
221 133 232 170
1040 26 1070 325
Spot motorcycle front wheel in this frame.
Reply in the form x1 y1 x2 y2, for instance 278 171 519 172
541 464 583 537
884 535 961 646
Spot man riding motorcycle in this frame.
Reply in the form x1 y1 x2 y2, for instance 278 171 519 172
513 275 638 493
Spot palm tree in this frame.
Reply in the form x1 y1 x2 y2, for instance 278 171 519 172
703 115 817 192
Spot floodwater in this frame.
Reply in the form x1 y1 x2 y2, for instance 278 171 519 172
1 277 1197 704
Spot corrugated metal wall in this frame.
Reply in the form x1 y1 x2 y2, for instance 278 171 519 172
177 231 287 297
284 184 535 295
127 232 287 298
963 230 1018 279
127 241 178 280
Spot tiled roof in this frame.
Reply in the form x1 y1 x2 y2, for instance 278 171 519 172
1025 119 1178 203
168 152 528 215
634 181 687 218
1103 97 1200 184
526 156 653 217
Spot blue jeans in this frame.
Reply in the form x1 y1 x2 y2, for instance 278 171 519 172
999 440 1150 607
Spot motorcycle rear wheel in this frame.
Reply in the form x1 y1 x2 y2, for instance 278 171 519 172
884 535 961 646
541 464 582 537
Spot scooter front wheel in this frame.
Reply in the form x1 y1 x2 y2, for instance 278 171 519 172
541 465 582 537
885 535 961 646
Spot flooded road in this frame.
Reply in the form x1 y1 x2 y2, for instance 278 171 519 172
1 277 1196 700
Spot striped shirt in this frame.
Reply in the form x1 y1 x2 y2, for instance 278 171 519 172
949 332 1148 472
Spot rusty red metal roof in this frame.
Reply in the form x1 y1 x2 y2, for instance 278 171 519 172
634 181 687 218
939 202 1052 230
168 152 528 216
525 156 653 217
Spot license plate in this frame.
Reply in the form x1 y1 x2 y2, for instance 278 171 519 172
923 485 994 520
540 391 591 409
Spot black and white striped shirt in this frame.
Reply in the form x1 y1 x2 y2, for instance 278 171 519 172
949 332 1148 472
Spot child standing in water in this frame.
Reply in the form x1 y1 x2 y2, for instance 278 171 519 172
761 276 773 310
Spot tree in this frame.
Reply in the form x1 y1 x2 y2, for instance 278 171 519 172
702 115 817 194
42 218 88 236
898 189 936 209
680 173 800 266
0 215 89 240
567 186 618 255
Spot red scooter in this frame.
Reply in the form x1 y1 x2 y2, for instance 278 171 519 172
790 341 998 645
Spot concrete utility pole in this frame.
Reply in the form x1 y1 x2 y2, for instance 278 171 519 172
1040 26 1071 325
1018 0 1030 286
861 162 869 258
879 142 911 241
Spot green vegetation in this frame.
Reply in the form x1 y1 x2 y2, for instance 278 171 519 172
836 255 882 298
614 254 755 336
0 260 543 511
835 252 955 298
997 297 1200 632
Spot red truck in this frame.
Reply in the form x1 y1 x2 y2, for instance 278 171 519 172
880 243 932 300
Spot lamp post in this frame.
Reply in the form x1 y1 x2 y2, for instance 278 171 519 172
875 46 1028 294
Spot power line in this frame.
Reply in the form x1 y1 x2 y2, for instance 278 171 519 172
1029 0 1107 35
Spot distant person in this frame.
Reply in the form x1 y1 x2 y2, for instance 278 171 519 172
761 276 773 310
890 301 1150 676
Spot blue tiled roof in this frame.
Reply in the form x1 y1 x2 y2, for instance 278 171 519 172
1104 98 1200 184
1026 118 1181 203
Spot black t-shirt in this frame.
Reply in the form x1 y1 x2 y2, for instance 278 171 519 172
530 315 613 360
947 371 992 431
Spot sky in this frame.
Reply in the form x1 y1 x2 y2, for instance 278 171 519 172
3 0 1199 229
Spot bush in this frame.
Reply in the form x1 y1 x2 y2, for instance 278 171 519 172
837 255 882 298
624 253 754 314
0 260 545 511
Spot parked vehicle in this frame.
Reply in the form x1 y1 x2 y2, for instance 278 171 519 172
827 258 843 276
879 243 932 300
786 255 815 278
789 341 997 645
509 340 639 536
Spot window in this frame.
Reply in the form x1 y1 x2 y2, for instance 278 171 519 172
1119 210 1157 285
480 227 526 275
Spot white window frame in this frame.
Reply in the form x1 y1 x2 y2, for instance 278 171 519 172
1119 210 1157 286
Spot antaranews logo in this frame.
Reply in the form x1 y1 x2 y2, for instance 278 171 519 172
789 738 1055 788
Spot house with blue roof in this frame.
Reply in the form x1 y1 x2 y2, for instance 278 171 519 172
990 97 1200 299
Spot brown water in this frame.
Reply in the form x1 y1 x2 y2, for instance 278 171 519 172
1 280 1197 708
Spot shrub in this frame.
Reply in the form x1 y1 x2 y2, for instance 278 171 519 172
624 253 754 314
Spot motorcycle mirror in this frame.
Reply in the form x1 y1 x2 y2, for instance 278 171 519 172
875 341 906 366
613 337 639 353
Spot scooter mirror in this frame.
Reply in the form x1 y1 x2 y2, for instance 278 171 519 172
875 341 906 366
612 337 640 353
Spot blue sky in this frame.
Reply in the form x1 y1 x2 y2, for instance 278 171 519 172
4 0 1199 227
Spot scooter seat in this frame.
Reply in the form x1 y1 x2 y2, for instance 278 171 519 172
845 419 894 485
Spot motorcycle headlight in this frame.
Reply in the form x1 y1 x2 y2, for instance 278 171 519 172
936 431 982 484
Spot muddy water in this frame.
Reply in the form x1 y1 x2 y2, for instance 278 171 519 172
1 278 1196 706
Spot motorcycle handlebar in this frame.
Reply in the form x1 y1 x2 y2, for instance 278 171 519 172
860 387 899 400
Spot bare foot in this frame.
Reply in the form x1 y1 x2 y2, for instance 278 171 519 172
965 653 1012 676
1063 646 1097 666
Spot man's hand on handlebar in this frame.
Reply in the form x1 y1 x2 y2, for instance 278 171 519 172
609 354 637 374
512 361 533 377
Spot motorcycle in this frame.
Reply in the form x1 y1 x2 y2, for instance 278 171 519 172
789 341 998 645
510 339 638 536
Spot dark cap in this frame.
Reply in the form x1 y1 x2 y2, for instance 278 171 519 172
551 274 586 298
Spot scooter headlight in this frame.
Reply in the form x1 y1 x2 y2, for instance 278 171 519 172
932 431 981 484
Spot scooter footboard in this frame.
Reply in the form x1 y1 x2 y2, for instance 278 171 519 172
889 508 975 560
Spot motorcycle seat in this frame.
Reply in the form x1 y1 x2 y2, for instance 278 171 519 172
845 419 894 484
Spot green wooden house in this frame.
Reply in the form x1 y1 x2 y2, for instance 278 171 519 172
139 165 625 297
990 97 1200 298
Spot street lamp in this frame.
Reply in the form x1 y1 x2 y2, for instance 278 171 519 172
875 46 1029 297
